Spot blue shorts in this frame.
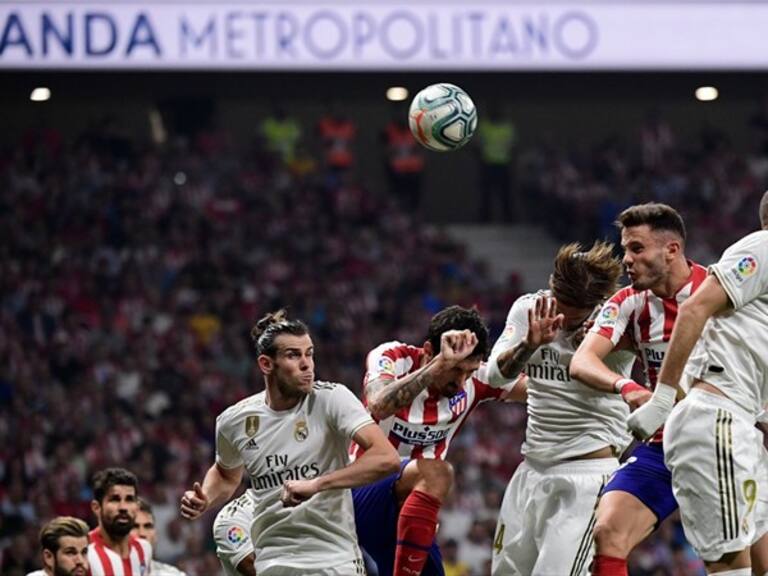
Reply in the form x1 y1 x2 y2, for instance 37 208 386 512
601 442 678 524
352 460 444 576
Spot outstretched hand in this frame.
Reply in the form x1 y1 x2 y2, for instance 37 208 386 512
525 297 564 348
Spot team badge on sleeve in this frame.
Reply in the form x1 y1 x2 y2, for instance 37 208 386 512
729 255 758 284
596 302 620 328
294 419 309 442
377 356 396 377
245 415 259 437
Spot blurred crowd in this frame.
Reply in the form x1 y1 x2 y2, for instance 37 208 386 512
519 106 768 266
3 99 767 575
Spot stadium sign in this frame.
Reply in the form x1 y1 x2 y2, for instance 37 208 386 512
0 2 766 70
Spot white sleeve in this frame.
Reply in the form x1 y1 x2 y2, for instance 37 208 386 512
215 415 243 470
322 384 375 439
709 231 768 310
487 296 531 387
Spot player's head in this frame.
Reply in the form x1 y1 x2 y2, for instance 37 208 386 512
760 190 768 230
39 516 89 576
132 499 156 551
549 241 623 330
424 306 489 397
615 203 686 291
90 468 139 540
252 309 314 399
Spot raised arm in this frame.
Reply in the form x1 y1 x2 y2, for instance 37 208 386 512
569 332 623 393
570 331 649 410
488 296 563 387
655 275 729 391
628 275 730 439
365 330 478 421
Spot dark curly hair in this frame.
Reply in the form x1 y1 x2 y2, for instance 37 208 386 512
426 306 489 359
92 468 138 504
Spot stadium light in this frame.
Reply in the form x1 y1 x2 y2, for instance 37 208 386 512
386 86 409 102
695 86 718 102
30 87 51 102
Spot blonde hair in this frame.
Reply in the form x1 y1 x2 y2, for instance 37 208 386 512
549 241 623 309
40 516 89 553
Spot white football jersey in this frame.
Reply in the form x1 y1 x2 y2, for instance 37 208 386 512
489 291 633 462
149 560 186 576
685 230 768 416
215 382 374 574
213 491 256 576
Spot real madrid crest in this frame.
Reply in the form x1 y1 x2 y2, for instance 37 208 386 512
245 415 259 437
294 419 309 442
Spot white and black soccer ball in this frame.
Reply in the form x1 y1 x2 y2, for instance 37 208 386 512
408 83 478 152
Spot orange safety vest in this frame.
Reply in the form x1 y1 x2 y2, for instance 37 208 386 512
385 122 425 174
318 117 355 168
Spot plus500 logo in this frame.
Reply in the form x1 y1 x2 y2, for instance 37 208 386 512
391 421 450 445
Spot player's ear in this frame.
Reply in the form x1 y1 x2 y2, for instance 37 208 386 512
42 548 54 570
423 340 434 360
91 498 100 517
665 238 681 260
258 354 274 375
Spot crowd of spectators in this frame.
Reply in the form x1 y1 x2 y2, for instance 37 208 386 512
2 100 766 575
521 107 768 267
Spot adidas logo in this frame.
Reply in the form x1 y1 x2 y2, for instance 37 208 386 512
244 438 260 450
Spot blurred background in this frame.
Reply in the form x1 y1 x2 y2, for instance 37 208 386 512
2 1 768 574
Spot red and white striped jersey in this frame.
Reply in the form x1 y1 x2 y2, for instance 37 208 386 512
87 528 152 576
351 341 510 461
590 261 708 442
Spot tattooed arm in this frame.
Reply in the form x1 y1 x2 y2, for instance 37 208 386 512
365 330 477 421
495 341 537 380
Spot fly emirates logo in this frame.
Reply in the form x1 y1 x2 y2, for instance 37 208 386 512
252 453 321 491
526 348 570 383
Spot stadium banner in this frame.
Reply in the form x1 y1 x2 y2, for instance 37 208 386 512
1 2 767 70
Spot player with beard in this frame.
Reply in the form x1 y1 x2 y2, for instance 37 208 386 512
26 516 89 576
133 499 186 576
488 242 633 576
87 468 151 576
350 306 527 576
181 309 399 576
626 192 768 575
569 203 707 576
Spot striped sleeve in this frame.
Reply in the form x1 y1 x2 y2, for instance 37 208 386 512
591 287 636 346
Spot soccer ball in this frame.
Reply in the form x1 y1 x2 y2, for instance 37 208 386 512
408 83 478 152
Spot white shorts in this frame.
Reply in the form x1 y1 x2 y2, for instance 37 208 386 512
212 499 254 576
664 389 763 562
754 440 768 544
491 457 618 576
259 558 366 576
